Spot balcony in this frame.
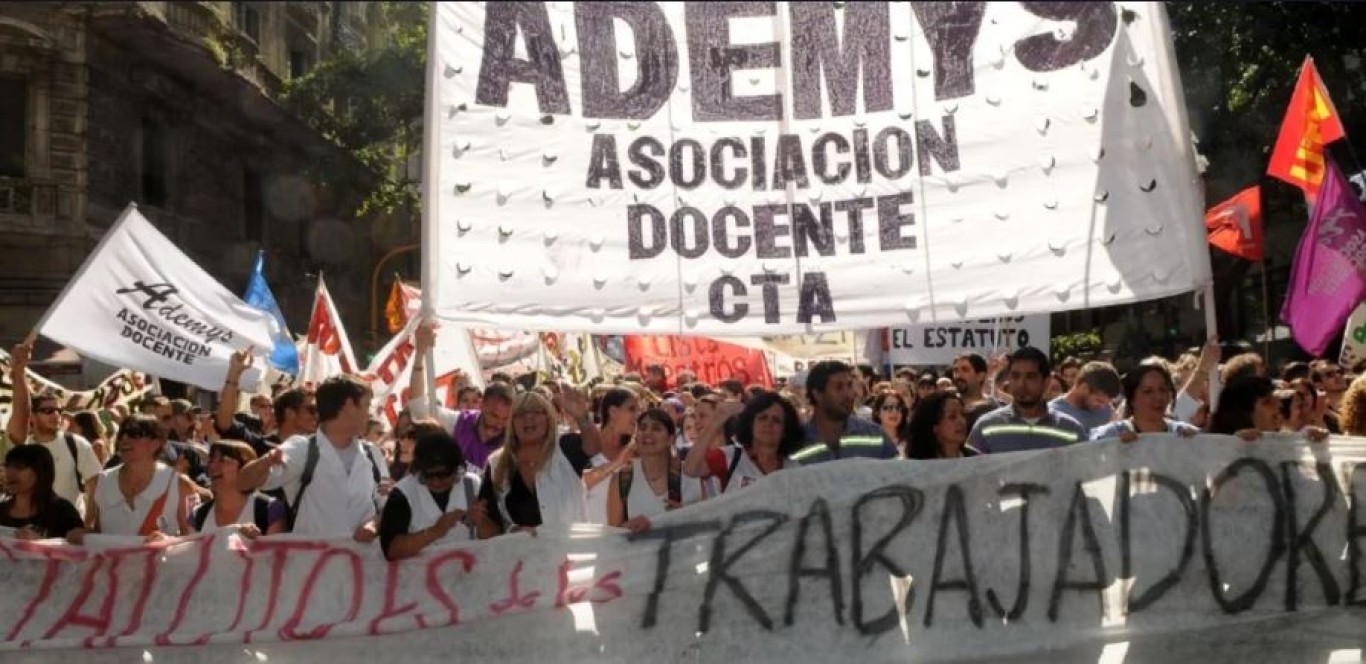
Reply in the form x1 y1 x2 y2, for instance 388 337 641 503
0 176 57 217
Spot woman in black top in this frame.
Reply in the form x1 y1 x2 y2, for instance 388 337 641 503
379 430 485 561
1 445 83 539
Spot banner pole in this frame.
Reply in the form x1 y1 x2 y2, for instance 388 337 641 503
418 2 443 405
27 202 140 346
1259 259 1272 361
1202 282 1221 410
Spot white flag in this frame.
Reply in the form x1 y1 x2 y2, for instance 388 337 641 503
298 276 361 388
36 205 273 391
365 316 485 427
1341 301 1366 367
422 3 1211 336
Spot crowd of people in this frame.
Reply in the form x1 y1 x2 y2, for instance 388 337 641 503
1 327 1361 561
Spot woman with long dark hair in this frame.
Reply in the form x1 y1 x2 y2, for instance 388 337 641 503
1210 375 1327 442
582 387 641 523
682 391 803 494
0 445 83 539
1091 363 1199 442
70 410 110 467
906 392 974 460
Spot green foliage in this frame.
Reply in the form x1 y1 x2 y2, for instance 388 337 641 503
1168 2 1366 200
282 2 428 217
1051 330 1103 360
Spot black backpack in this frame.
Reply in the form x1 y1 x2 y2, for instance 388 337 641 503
287 436 382 529
616 458 682 520
63 433 86 493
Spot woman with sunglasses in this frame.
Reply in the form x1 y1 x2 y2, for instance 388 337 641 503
191 440 285 538
1 445 83 540
68 415 198 544
606 408 701 534
871 392 912 458
380 430 485 561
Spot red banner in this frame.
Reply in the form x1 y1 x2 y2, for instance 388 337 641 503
622 336 772 389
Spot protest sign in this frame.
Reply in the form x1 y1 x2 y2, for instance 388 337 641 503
624 335 773 388
35 205 274 392
887 315 1050 365
1 435 1364 663
423 2 1211 335
0 348 151 421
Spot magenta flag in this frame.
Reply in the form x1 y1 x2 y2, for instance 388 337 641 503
1281 158 1366 355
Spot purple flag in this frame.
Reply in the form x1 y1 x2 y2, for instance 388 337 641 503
1281 158 1366 356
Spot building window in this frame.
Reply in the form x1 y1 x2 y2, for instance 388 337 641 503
244 168 263 242
140 117 168 207
234 2 261 43
0 77 27 178
288 48 311 79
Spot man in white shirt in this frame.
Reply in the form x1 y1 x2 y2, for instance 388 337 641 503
6 344 101 515
238 374 387 541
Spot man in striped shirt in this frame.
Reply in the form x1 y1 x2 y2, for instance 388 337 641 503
967 347 1088 454
794 361 898 464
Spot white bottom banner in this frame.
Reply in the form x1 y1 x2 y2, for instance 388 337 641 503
2 436 1366 662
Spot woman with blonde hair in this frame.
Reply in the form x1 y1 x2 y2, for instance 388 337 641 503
1340 375 1366 437
475 388 599 537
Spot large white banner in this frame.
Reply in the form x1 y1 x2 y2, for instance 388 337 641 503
2 436 1364 663
36 205 273 391
888 314 1051 365
424 2 1211 336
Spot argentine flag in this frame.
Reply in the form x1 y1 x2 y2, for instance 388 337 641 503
243 251 300 374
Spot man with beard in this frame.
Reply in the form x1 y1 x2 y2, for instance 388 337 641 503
967 347 1088 454
793 360 898 465
953 353 1001 432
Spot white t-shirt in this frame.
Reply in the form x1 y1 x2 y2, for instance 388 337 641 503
29 431 101 516
623 459 703 520
262 431 389 538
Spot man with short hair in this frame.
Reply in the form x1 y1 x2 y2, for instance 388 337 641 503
6 344 101 514
166 399 196 442
953 353 1001 432
795 360 897 464
1049 361 1122 432
968 347 1089 454
456 386 482 411
216 350 318 456
239 374 387 539
408 322 512 471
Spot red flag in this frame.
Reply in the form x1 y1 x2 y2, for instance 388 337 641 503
1205 186 1263 261
383 277 405 334
622 336 773 389
1267 57 1346 199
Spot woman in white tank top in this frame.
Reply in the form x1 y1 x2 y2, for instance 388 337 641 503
606 408 702 533
69 415 198 544
195 440 285 537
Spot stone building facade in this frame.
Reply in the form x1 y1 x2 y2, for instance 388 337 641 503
0 2 391 386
